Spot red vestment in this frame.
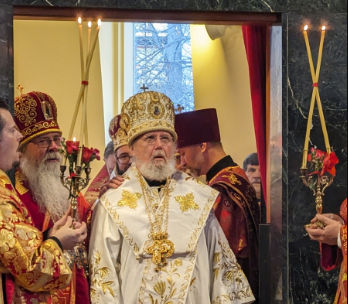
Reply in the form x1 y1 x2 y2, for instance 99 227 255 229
84 164 110 207
321 199 347 304
0 170 71 304
11 170 91 304
208 160 260 301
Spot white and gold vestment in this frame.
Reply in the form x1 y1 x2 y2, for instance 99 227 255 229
89 165 255 304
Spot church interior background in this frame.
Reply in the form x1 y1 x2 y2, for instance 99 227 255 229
0 1 346 303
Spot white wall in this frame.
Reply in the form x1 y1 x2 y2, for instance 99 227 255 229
190 25 256 166
14 20 105 180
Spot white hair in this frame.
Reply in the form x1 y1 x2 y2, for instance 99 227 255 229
20 152 70 222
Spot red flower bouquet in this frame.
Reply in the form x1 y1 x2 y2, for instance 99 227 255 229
307 147 339 176
60 138 100 174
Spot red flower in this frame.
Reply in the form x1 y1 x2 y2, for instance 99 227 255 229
66 140 79 155
307 147 339 177
82 147 94 164
94 148 101 161
321 152 339 176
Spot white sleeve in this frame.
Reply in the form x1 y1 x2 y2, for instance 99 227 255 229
89 201 122 304
205 212 255 304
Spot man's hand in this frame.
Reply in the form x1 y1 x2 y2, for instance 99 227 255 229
99 176 125 197
49 207 71 237
51 215 87 250
306 213 343 246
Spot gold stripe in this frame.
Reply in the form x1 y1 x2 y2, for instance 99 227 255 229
20 129 62 147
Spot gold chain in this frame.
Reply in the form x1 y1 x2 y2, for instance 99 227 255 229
137 171 175 271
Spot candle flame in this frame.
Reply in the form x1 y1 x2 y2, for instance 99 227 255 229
322 26 326 31
73 137 76 142
304 25 308 31
88 21 92 28
98 19 102 27
78 17 82 24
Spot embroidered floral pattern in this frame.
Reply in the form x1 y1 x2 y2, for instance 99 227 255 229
117 190 142 209
174 193 200 213
222 174 242 185
90 251 115 303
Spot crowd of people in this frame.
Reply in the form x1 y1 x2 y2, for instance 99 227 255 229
0 90 346 303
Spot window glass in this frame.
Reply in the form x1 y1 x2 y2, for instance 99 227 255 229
134 23 194 112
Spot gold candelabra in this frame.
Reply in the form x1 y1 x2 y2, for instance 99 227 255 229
301 24 338 228
300 168 334 228
59 144 93 276
60 159 91 220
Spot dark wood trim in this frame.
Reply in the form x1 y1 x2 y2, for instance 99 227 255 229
13 6 281 25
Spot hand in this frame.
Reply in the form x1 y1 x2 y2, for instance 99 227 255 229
51 216 87 250
49 207 71 237
306 214 343 246
309 213 344 225
99 176 125 197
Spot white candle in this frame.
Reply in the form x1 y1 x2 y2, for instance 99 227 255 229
86 19 101 69
78 17 85 78
87 21 92 57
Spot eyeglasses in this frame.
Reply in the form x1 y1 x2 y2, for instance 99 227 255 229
141 135 173 146
116 154 131 164
31 137 62 149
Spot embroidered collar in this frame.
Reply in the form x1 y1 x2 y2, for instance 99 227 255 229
206 155 238 183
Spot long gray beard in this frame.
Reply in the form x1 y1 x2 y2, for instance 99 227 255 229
20 152 70 222
135 157 176 181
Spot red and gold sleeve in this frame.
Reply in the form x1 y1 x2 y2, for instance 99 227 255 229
0 201 72 293
341 225 347 257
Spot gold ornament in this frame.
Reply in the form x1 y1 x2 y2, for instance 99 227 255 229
138 172 175 271
117 190 142 210
174 193 200 213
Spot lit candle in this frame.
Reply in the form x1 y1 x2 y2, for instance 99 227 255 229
86 19 102 69
75 137 82 167
303 25 315 79
316 26 326 84
315 26 331 153
87 21 92 57
78 17 85 79
301 25 316 169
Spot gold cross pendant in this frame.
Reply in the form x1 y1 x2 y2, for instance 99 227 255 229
145 233 175 271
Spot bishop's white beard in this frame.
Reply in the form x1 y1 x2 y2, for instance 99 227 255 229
134 150 176 182
20 152 70 222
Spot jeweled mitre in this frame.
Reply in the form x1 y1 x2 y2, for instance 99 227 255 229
121 91 178 145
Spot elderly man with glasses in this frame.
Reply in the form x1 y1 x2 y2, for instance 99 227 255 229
89 91 255 304
85 114 131 208
14 91 91 304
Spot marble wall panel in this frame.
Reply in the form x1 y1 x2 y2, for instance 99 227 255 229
286 12 347 304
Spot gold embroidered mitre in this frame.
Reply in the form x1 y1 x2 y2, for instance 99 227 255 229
14 91 61 147
121 91 178 145
109 114 129 151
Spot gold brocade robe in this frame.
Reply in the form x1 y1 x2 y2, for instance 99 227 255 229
0 170 72 304
89 165 255 304
321 199 347 304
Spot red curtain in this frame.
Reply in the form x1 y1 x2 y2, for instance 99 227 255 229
242 26 267 202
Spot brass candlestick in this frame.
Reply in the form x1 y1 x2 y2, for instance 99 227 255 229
60 157 91 276
301 168 335 228
60 160 91 220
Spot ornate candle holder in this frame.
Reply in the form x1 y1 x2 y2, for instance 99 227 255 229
60 139 100 220
301 147 338 228
60 162 91 220
59 139 100 276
